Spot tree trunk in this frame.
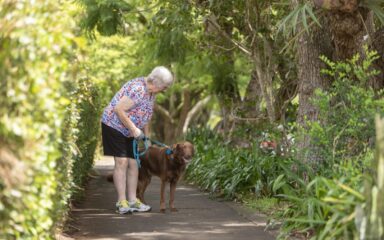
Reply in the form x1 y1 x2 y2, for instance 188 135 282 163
327 8 372 60
241 70 262 118
274 75 298 122
253 52 276 122
370 27 384 92
213 58 241 135
203 13 241 135
175 89 191 140
182 96 212 134
296 20 333 166
220 22 241 134
314 0 374 60
152 90 207 143
213 58 239 134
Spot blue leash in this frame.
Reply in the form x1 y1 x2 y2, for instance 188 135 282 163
148 139 173 155
132 137 148 168
132 137 173 168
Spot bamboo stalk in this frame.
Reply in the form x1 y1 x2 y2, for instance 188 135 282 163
364 115 384 239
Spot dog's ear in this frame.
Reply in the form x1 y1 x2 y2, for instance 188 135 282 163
176 143 185 151
172 143 177 151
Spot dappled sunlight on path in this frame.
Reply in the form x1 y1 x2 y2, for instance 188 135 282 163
63 157 275 240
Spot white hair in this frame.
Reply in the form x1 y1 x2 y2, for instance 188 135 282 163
147 66 173 88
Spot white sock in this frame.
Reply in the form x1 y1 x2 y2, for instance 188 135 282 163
128 199 136 205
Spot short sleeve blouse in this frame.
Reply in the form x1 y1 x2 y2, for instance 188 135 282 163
101 77 154 137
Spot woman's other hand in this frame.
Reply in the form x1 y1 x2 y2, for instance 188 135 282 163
114 96 144 139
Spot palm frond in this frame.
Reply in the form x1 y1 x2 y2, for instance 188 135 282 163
361 0 384 25
277 2 322 38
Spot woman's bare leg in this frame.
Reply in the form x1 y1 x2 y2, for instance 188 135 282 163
127 158 138 202
114 157 129 201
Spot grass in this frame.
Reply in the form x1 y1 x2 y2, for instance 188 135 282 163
238 193 284 218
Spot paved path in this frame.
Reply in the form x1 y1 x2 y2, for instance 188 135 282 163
64 157 275 240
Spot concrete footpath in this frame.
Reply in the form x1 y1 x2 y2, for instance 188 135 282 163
63 157 276 240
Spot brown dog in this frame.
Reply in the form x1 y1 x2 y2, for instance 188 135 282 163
137 141 194 213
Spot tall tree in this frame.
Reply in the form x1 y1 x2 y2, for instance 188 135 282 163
281 0 384 165
314 0 375 60
296 19 333 165
193 0 298 123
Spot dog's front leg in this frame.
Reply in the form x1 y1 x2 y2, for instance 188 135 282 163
160 180 166 213
169 180 178 212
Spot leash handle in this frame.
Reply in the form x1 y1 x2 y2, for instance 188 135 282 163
133 137 149 168
135 132 146 141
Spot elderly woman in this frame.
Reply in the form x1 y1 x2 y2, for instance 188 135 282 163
101 66 173 214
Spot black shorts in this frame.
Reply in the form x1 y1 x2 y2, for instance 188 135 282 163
101 123 136 158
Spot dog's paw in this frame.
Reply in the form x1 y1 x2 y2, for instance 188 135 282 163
160 209 166 214
170 208 178 212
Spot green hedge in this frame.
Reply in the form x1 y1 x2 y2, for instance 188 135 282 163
0 1 102 239
70 78 103 194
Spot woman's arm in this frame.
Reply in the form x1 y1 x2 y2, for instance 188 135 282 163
143 124 152 146
114 95 142 138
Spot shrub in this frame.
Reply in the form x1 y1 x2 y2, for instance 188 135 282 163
277 48 383 239
0 1 102 238
185 128 294 199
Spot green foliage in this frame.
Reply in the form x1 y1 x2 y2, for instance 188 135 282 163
1 1 380 239
361 116 384 239
185 128 295 199
142 1 197 64
184 48 383 239
278 2 321 38
310 48 383 164
275 157 368 239
207 56 239 97
241 195 281 216
276 49 383 239
77 0 134 36
0 1 102 238
361 0 384 25
278 1 384 53
0 1 76 238
70 78 104 194
185 124 372 239
82 35 140 104
271 150 367 239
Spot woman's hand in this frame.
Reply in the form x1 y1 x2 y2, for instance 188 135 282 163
131 127 144 140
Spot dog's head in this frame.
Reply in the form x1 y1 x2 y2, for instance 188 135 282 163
171 141 195 164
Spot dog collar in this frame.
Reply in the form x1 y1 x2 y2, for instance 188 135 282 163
165 148 173 155
165 148 174 160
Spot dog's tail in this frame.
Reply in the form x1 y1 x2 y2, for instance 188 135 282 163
106 173 114 183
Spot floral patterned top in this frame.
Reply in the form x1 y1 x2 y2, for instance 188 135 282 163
101 77 155 137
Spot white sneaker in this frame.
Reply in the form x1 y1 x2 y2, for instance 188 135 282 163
129 199 152 212
115 200 132 214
